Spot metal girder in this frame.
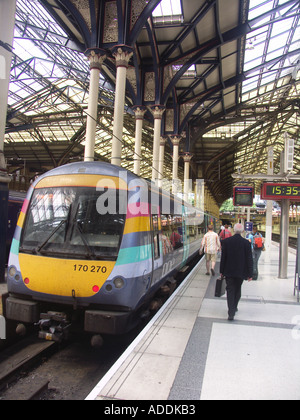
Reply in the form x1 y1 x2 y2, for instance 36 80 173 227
3 0 300 208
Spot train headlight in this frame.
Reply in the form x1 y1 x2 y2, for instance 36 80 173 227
113 277 125 289
105 284 113 292
8 266 22 282
8 266 17 277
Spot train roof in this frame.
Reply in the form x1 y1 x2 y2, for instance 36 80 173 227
31 162 204 215
33 161 140 186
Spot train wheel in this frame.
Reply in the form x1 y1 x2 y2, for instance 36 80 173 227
91 334 104 348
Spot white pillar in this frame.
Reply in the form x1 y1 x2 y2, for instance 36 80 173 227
195 179 205 211
133 106 146 176
279 199 290 279
183 152 193 203
84 49 106 162
111 46 133 166
158 136 166 188
265 146 274 260
150 105 165 183
170 135 181 194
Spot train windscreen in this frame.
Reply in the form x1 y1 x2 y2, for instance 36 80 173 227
20 187 125 260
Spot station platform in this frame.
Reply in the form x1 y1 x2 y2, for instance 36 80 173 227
86 242 300 401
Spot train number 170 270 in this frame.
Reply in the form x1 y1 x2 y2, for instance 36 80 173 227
73 264 107 273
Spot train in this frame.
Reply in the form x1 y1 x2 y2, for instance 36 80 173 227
5 162 217 344
7 191 25 261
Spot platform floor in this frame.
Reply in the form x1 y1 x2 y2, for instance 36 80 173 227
86 242 300 401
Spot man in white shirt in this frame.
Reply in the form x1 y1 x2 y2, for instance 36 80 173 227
200 225 221 276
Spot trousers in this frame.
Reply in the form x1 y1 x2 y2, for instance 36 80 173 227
225 277 244 317
252 249 262 280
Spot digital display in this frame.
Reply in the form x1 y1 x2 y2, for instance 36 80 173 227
233 186 254 207
261 183 300 200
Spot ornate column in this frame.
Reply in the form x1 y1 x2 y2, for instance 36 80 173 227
150 105 165 184
158 136 167 188
111 46 133 166
183 152 193 203
84 49 106 162
170 135 182 194
133 106 146 176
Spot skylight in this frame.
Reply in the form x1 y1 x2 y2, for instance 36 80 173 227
172 64 196 78
242 0 300 98
152 0 183 24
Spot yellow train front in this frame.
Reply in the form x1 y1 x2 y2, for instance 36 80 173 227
6 162 207 343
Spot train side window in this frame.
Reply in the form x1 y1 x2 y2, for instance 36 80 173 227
152 214 160 260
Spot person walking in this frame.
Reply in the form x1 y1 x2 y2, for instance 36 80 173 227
219 224 232 247
220 223 253 321
248 225 264 280
200 224 221 276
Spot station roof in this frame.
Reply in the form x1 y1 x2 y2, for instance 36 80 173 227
4 0 300 205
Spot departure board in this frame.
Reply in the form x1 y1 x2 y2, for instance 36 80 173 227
233 186 254 206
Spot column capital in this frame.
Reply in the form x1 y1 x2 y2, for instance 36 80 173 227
150 105 165 119
170 135 182 147
132 106 147 120
0 151 10 183
160 136 167 147
85 48 107 70
183 152 193 163
111 45 133 68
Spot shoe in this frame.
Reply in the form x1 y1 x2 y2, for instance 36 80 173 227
206 272 210 275
211 268 215 276
228 316 234 321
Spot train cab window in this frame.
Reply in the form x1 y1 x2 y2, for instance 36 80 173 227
20 187 125 260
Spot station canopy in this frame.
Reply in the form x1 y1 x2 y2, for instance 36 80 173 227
4 0 300 205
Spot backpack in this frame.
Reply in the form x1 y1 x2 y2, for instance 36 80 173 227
220 229 231 240
254 235 263 250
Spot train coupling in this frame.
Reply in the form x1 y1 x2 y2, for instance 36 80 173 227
36 312 71 343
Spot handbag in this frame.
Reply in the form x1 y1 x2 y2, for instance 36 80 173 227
215 275 226 297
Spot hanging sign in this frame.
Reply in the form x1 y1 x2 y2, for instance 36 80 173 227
233 186 254 207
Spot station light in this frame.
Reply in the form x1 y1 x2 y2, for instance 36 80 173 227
284 134 294 173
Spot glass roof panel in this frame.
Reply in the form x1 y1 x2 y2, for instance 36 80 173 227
4 0 299 193
243 0 300 92
153 0 183 17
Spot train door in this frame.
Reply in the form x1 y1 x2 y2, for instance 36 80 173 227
181 205 190 267
150 204 163 285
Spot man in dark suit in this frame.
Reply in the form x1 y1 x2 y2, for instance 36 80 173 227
220 223 253 321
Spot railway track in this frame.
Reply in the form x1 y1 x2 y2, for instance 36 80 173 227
260 232 297 249
271 233 297 249
0 256 201 400
0 325 157 400
0 337 57 400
